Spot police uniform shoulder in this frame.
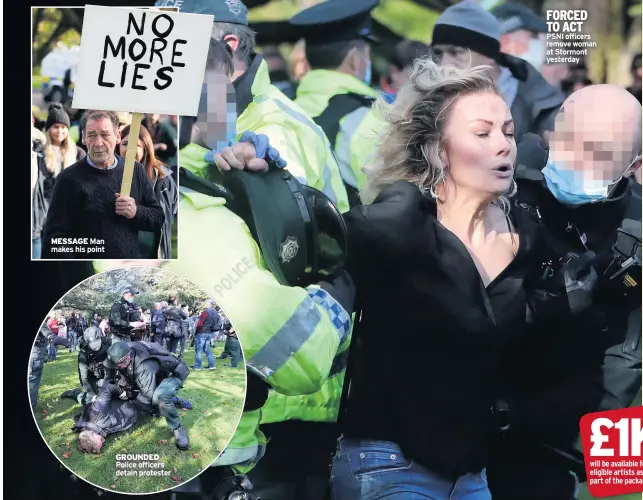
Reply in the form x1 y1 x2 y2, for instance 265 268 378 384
290 0 379 45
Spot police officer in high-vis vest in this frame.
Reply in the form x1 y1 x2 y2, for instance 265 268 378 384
292 0 384 207
155 0 350 213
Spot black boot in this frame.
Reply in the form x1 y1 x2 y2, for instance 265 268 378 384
61 388 82 401
173 425 190 450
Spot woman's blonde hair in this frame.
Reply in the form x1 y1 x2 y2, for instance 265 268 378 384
361 56 516 211
44 127 77 176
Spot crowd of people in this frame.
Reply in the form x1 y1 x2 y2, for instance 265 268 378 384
160 0 642 499
30 285 243 455
31 99 179 259
27 0 642 499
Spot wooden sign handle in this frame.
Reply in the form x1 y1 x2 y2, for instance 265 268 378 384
120 111 142 198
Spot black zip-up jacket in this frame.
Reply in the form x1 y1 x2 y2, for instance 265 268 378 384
340 181 543 478
505 174 642 451
109 298 142 338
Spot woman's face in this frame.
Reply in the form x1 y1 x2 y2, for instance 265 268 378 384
49 124 68 145
442 91 516 197
119 134 144 162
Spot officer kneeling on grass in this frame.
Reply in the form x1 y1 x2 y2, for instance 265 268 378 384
104 341 192 450
61 326 112 406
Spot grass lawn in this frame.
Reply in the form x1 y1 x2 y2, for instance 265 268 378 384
33 341 246 494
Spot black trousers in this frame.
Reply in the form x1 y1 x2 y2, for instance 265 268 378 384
487 440 579 500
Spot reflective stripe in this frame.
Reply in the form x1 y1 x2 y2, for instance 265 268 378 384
255 93 270 104
328 348 350 378
273 99 339 204
247 296 322 379
336 107 370 188
214 443 259 466
307 287 351 345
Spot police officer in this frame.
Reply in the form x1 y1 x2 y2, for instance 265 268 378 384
94 37 354 498
104 341 192 450
29 325 51 411
61 326 112 406
108 286 143 343
156 0 350 213
488 84 642 500
291 0 382 207
163 295 188 354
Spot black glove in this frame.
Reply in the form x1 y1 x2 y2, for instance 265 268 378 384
561 251 598 314
528 251 598 321
516 133 549 173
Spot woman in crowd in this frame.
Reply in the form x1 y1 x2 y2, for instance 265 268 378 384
329 58 548 499
119 124 178 260
42 103 86 202
32 125 48 259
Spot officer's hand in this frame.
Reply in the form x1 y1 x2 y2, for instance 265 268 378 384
119 391 128 400
213 142 269 172
561 251 599 314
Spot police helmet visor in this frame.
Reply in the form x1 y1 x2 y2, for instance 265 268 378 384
222 168 347 287
300 185 348 278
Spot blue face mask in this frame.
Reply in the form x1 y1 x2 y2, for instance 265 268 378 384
542 157 635 206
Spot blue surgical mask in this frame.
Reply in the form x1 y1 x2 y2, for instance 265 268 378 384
542 157 634 206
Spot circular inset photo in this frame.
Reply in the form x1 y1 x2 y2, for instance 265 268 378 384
27 266 247 494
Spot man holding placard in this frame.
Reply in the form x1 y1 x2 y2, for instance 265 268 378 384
41 110 165 259
44 5 215 260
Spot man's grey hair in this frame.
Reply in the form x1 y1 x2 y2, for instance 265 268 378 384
81 110 120 134
212 22 256 67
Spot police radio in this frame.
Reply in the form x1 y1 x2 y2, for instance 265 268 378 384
603 221 642 306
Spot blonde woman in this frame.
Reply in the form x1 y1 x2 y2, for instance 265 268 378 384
42 103 86 202
328 58 542 500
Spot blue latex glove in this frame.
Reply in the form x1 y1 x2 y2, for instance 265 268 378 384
204 131 287 169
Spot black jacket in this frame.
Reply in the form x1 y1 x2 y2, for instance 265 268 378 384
109 298 142 338
163 304 187 338
121 341 189 410
77 337 111 394
340 181 543 477
149 166 177 259
506 55 565 142
507 174 642 451
73 381 139 437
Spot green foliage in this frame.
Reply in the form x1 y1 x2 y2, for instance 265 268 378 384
247 0 301 21
373 0 440 43
628 3 642 17
32 8 81 72
55 268 211 316
34 347 245 493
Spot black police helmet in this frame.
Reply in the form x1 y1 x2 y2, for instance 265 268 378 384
122 286 139 296
222 167 348 288
105 342 132 368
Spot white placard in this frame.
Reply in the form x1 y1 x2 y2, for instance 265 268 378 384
72 5 213 116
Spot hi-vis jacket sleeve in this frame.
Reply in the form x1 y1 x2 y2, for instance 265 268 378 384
160 192 355 397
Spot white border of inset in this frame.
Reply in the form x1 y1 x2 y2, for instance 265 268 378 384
26 265 248 496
